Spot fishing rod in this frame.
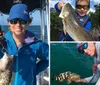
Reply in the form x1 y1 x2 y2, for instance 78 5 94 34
88 74 96 85
85 72 96 85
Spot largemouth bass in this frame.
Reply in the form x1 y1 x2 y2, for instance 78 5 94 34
0 53 13 85
54 71 80 84
59 3 96 41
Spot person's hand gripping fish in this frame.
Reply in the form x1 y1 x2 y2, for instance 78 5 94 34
58 1 65 10
74 64 99 83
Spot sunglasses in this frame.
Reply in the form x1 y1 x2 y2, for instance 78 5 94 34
9 18 27 24
76 5 89 10
78 43 88 54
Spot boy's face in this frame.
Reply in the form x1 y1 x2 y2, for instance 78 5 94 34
84 43 96 56
76 0 89 16
78 43 96 56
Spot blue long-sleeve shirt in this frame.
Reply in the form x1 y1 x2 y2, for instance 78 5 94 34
0 30 49 85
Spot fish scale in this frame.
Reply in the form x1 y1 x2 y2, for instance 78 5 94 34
0 53 13 85
0 70 12 85
54 71 80 84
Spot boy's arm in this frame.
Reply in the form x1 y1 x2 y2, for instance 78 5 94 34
84 73 99 83
83 63 100 83
75 74 98 84
54 2 65 12
55 2 61 12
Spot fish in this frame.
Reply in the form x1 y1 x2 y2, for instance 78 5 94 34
0 52 13 85
54 71 80 84
59 3 96 41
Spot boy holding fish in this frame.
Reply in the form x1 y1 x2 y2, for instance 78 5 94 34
55 0 91 41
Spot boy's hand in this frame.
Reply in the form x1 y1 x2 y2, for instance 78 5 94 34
58 1 65 10
75 79 86 83
92 64 98 74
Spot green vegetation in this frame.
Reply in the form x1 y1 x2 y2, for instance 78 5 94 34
50 8 63 31
89 4 100 29
50 8 63 41
89 4 100 37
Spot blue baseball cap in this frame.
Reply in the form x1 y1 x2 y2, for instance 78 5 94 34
8 4 30 21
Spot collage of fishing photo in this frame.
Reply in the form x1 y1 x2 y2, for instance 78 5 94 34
0 0 100 85
50 0 100 85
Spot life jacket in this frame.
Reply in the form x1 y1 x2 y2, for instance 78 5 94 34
74 12 90 27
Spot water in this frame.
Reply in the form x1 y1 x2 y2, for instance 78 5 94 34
50 43 95 85
1 25 47 42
